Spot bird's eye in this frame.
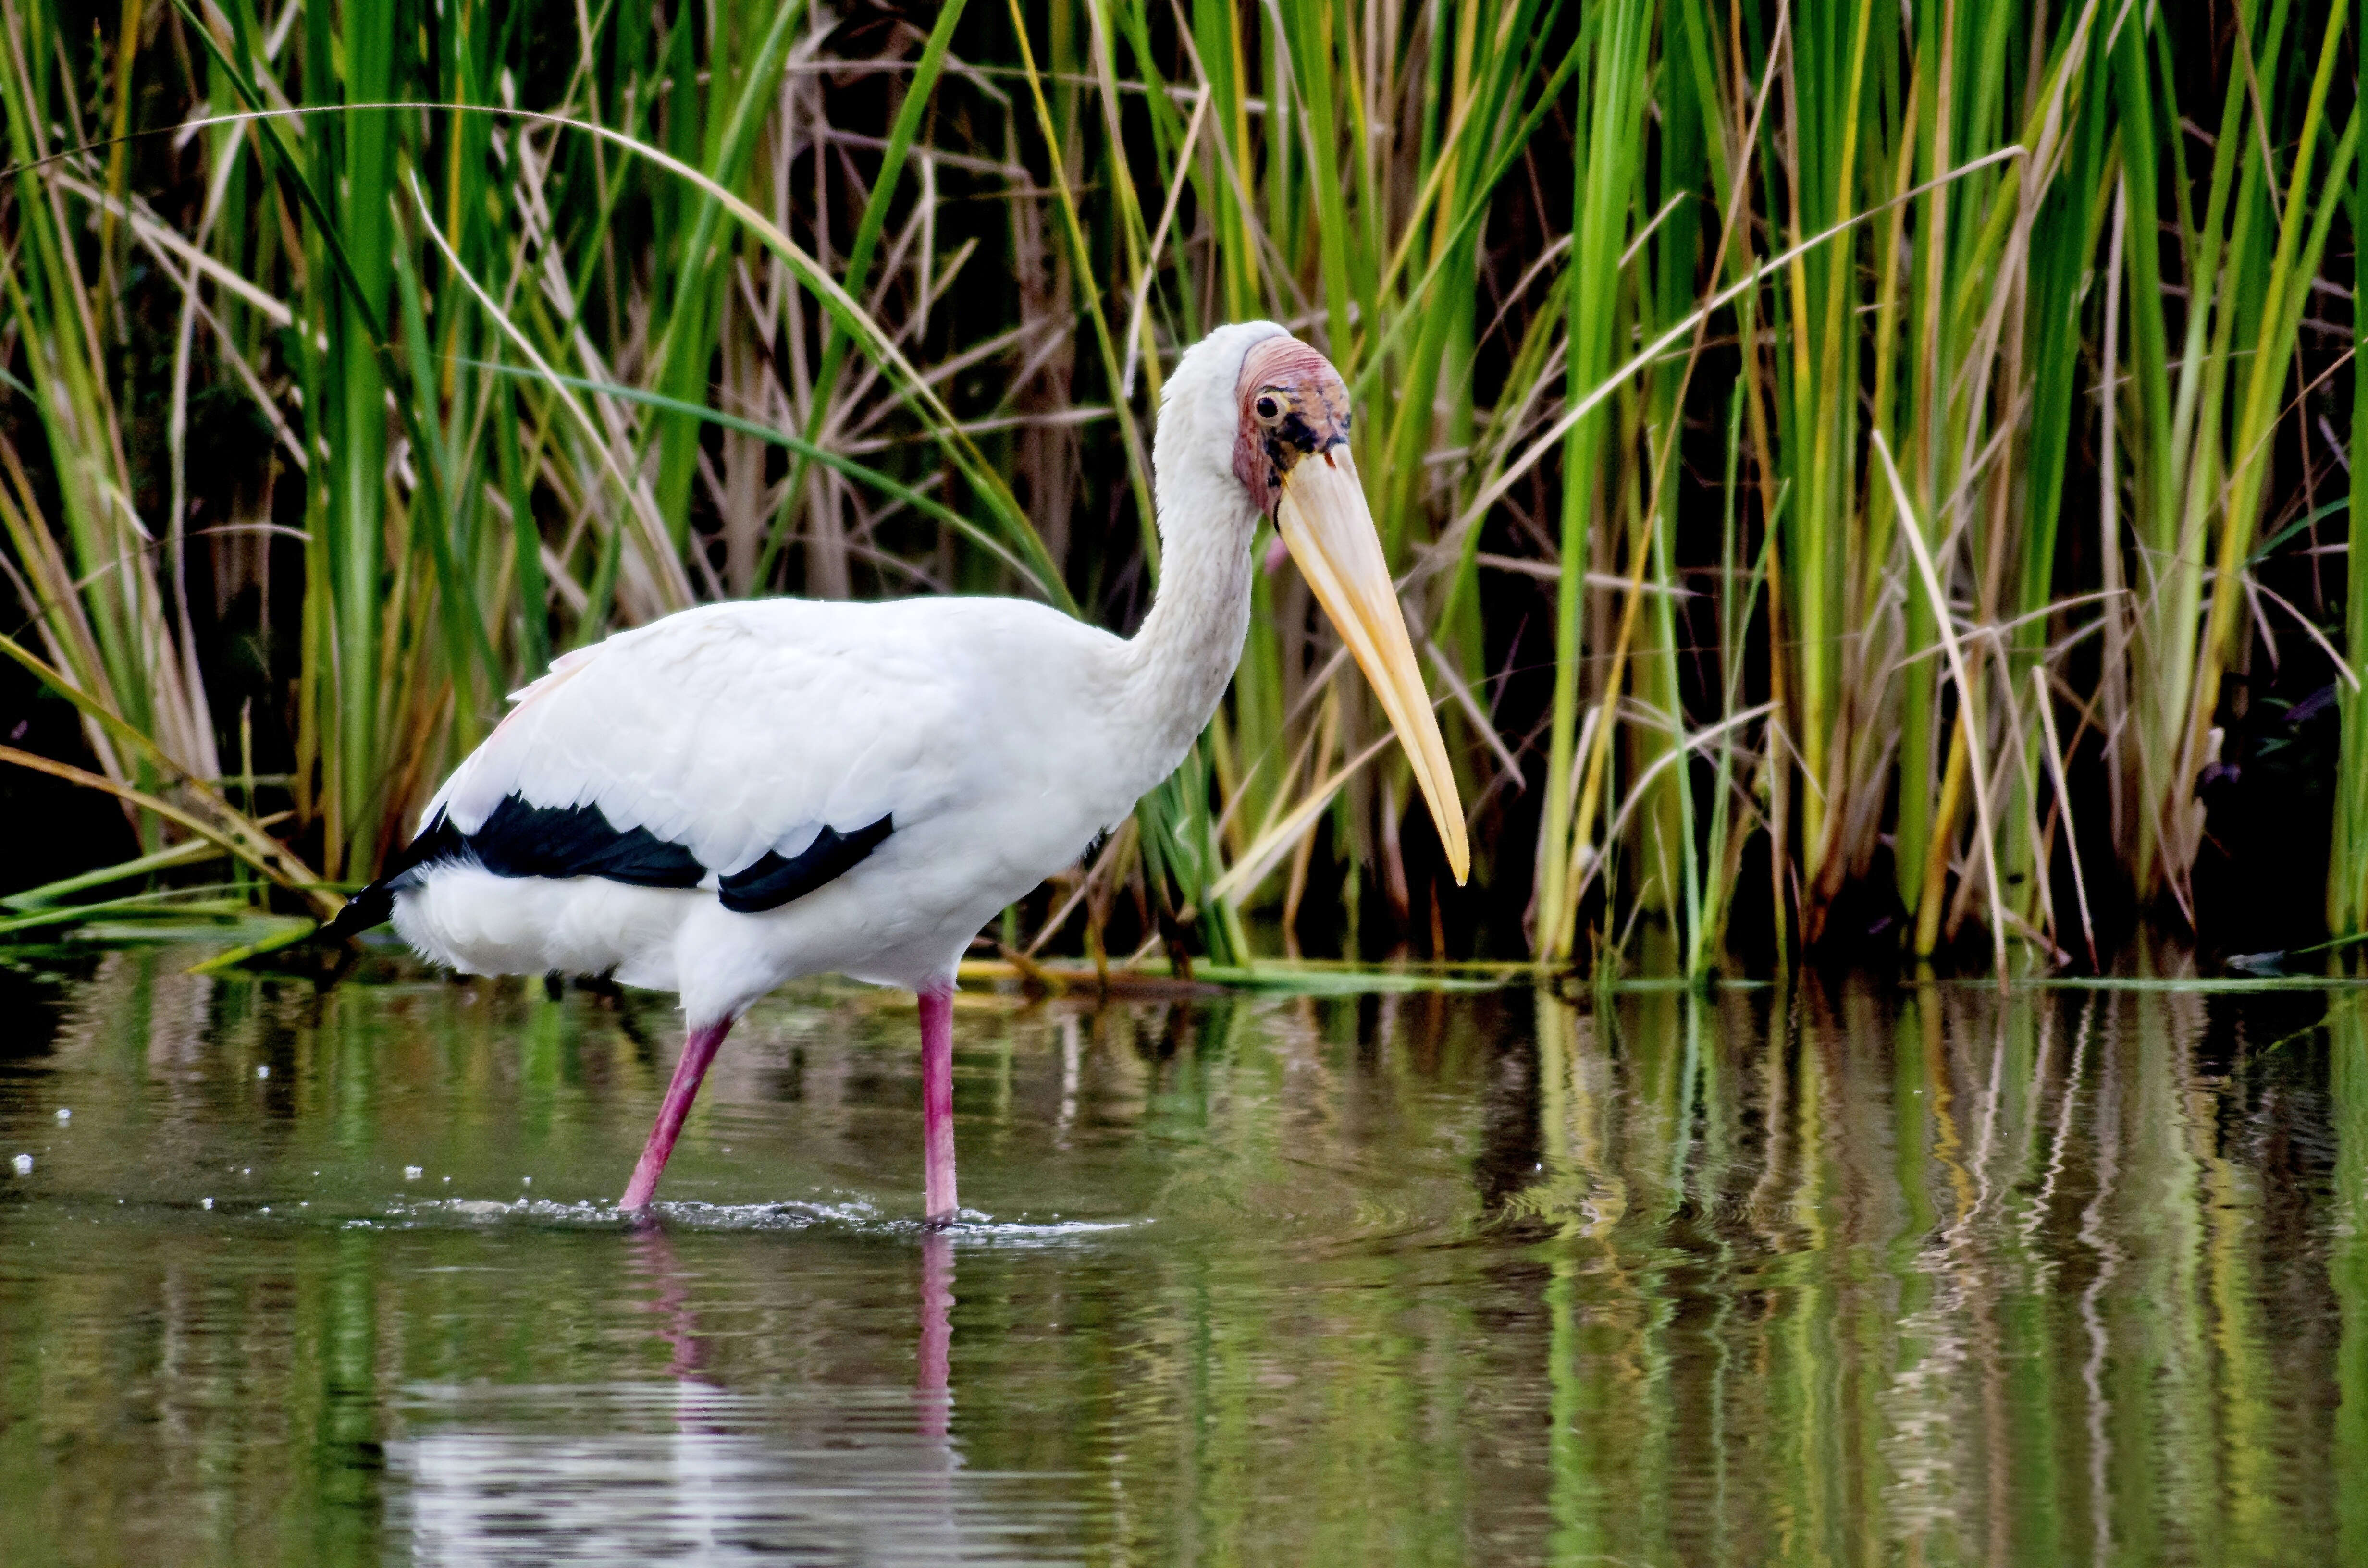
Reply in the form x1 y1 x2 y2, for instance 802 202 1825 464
1254 394 1282 421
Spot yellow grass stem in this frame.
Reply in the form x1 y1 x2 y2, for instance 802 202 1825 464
1876 431 2007 980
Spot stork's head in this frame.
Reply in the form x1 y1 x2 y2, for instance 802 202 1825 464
1159 323 1470 885
1229 334 1351 517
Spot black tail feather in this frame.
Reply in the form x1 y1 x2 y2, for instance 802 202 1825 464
314 811 464 944
315 882 397 944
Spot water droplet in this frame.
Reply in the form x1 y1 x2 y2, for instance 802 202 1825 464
404 1166 423 1181
201 1197 214 1210
10 1154 29 1176
255 1065 270 1079
54 1108 70 1123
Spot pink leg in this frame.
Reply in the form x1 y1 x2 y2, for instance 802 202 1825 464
919 985 958 1224
620 1017 733 1210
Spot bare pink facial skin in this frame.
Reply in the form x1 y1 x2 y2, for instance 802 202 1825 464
1232 336 1353 518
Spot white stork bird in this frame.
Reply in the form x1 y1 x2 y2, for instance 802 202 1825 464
324 323 1468 1222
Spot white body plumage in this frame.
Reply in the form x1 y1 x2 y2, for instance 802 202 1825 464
397 596 1160 1019
388 323 1282 1027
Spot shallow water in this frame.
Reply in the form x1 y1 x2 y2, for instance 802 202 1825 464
3 950 2367 1565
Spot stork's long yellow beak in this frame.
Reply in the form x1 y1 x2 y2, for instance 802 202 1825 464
1276 448 1470 884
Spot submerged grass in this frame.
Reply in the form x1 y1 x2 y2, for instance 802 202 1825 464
0 0 2357 975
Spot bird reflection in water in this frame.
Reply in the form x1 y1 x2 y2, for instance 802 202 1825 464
916 1230 955 1442
391 1223 978 1563
628 1220 960 1456
628 1224 706 1381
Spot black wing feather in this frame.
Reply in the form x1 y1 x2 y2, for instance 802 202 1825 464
467 797 707 886
717 814 894 914
319 795 893 939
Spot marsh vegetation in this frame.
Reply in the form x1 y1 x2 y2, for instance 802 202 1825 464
0 0 2359 975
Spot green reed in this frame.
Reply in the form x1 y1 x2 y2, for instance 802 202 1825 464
2330 0 2368 934
0 0 2357 972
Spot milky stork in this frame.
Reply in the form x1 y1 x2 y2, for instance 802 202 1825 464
323 323 1469 1222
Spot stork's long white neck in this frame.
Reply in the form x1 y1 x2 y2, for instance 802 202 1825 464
1114 476 1259 785
1108 325 1280 799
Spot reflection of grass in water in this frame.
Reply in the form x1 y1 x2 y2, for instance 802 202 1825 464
10 894 2368 1559
2335 998 2368 1566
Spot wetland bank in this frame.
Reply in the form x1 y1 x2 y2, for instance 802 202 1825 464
4 947 2367 1565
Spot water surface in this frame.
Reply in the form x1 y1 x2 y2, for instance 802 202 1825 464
3 949 2366 1564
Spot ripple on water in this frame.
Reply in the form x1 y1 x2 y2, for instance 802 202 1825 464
365 1195 1147 1246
